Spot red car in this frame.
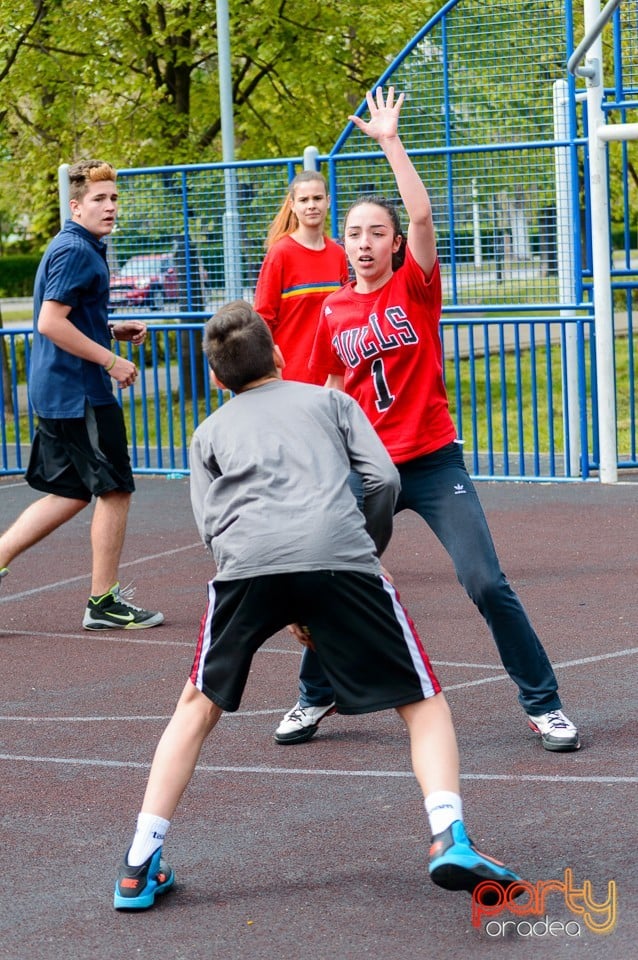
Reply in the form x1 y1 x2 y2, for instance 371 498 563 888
109 253 179 311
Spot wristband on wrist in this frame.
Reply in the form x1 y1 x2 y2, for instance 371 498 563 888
104 353 117 372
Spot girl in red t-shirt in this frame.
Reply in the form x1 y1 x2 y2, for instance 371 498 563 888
254 171 349 384
275 87 579 755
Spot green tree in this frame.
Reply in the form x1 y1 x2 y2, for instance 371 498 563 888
0 0 438 242
1 0 633 248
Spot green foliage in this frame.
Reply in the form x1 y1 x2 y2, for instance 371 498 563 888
0 0 439 243
0 254 39 297
611 224 638 250
0 0 632 249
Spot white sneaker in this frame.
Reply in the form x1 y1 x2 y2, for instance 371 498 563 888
527 709 580 752
274 701 336 745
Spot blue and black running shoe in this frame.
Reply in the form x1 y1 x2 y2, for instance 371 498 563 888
428 820 522 899
114 847 175 910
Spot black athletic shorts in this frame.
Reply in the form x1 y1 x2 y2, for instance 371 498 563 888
25 402 135 502
190 570 441 714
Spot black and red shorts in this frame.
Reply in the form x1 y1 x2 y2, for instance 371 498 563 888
190 569 441 715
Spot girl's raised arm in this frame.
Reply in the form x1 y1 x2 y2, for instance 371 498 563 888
349 86 437 278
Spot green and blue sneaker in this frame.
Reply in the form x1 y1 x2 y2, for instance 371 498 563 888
429 820 521 898
114 847 175 910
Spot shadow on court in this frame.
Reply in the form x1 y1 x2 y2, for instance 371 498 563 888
0 475 636 960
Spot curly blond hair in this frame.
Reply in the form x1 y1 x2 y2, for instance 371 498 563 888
68 160 117 201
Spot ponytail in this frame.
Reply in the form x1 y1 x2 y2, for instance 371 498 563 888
265 202 298 250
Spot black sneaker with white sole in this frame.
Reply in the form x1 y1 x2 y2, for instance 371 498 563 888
83 582 164 630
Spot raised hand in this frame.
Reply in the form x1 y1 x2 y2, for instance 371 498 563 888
348 85 405 143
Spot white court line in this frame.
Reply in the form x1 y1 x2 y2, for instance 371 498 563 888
436 660 497 669
0 628 298 654
0 542 202 602
0 627 498 666
2 641 637 725
1 628 194 647
0 752 635 784
0 708 285 722
4 622 636 677
1 649 635 787
443 644 638 691
1 643 636 699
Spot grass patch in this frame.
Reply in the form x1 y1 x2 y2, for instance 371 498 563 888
122 389 225 454
0 308 33 324
445 342 574 457
444 332 635 460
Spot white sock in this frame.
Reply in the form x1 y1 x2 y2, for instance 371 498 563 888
127 812 171 867
425 791 463 836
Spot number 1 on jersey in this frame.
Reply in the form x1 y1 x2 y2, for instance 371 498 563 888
371 357 395 412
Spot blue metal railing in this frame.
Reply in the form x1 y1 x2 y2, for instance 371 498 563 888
1 312 596 481
2 0 636 482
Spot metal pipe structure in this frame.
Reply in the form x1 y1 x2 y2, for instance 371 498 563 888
567 0 622 77
58 163 70 227
217 0 243 301
569 0 624 482
553 80 580 476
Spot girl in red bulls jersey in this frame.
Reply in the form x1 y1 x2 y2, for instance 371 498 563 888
254 170 349 384
274 86 580 754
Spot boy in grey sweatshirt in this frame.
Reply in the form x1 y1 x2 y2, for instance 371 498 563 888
113 299 522 911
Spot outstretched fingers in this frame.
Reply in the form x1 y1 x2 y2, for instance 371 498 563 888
349 85 405 138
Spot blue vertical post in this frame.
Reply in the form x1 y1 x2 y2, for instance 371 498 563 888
553 79 580 476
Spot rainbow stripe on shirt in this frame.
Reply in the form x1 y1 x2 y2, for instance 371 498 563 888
280 281 343 300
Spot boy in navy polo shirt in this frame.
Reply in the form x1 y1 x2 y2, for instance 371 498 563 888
0 159 163 630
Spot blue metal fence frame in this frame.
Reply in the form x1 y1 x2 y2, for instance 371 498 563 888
1 0 636 481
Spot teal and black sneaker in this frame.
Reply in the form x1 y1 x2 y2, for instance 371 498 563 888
0 568 8 591
428 820 521 898
83 582 164 630
114 847 175 910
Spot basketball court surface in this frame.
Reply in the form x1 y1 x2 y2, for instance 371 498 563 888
0 475 636 959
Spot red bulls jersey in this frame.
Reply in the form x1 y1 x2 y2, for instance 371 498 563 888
310 248 456 463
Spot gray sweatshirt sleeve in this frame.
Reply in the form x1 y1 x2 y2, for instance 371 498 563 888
189 430 220 549
335 392 400 556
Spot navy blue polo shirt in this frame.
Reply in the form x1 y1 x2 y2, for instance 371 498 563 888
28 219 116 418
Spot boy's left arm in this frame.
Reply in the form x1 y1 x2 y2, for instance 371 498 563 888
340 397 400 556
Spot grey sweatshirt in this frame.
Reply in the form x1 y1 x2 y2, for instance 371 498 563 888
189 379 400 580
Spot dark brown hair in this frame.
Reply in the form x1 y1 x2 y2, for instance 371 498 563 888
203 300 276 393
